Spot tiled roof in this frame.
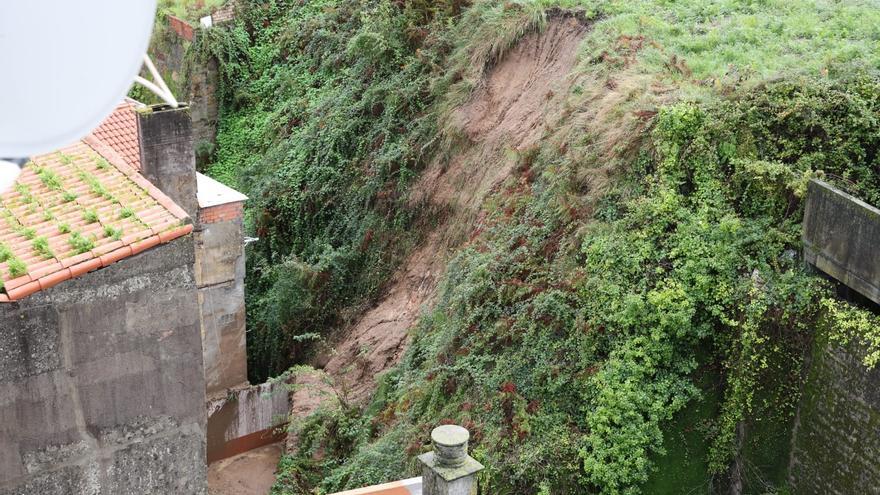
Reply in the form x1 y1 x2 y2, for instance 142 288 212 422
91 99 144 170
0 135 192 302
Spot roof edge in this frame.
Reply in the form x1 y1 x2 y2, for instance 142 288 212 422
0 224 193 302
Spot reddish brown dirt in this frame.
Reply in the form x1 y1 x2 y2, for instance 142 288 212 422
208 443 283 495
288 15 589 444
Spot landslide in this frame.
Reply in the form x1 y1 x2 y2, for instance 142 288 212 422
307 14 591 406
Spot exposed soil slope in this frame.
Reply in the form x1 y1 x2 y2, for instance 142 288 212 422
289 15 589 426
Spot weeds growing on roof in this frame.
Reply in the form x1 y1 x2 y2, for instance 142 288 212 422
57 153 74 165
32 236 54 260
83 209 99 224
17 227 36 240
0 243 12 263
119 207 136 220
79 172 113 200
103 225 123 241
7 258 26 278
37 168 63 191
68 232 96 255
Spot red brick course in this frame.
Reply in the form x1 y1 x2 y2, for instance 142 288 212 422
168 14 195 41
199 202 244 224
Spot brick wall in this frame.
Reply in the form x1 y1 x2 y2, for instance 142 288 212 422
199 202 244 224
167 15 195 42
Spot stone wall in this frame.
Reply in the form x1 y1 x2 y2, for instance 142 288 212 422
790 329 880 494
195 213 248 396
790 179 880 493
150 18 219 153
0 237 207 495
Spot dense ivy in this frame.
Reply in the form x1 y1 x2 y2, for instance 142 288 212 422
193 0 464 379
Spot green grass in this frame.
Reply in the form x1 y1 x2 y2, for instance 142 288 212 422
581 0 880 82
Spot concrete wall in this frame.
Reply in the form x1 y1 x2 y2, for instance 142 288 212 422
791 180 880 493
803 179 880 305
206 382 289 464
195 212 248 396
189 57 220 151
151 20 219 152
0 237 207 495
138 105 200 219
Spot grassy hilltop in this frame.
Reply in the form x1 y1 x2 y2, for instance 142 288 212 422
193 1 880 493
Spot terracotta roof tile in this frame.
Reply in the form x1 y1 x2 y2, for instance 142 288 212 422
90 99 143 170
0 134 191 301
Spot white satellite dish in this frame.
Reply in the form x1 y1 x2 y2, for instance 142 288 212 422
0 1 159 191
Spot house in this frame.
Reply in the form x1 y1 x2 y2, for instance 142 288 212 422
92 101 288 466
0 99 253 494
93 98 250 397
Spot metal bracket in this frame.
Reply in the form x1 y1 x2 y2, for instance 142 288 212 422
134 54 179 108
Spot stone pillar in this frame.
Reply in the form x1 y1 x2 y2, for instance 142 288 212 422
418 425 484 495
137 104 199 218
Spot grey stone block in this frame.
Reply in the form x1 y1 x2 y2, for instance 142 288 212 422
0 464 101 495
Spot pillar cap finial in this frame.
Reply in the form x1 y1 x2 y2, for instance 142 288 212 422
431 425 469 447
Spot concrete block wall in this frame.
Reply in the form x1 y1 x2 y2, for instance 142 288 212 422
0 237 207 495
206 381 289 463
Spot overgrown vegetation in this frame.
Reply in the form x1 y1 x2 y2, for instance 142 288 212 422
193 0 880 493
192 0 468 379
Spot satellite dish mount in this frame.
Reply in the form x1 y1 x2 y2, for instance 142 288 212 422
135 54 179 108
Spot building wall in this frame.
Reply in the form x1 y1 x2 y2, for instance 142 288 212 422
790 179 880 493
196 206 248 396
0 237 207 495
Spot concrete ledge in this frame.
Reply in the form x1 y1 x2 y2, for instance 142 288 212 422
803 179 880 304
206 381 290 464
330 477 422 495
